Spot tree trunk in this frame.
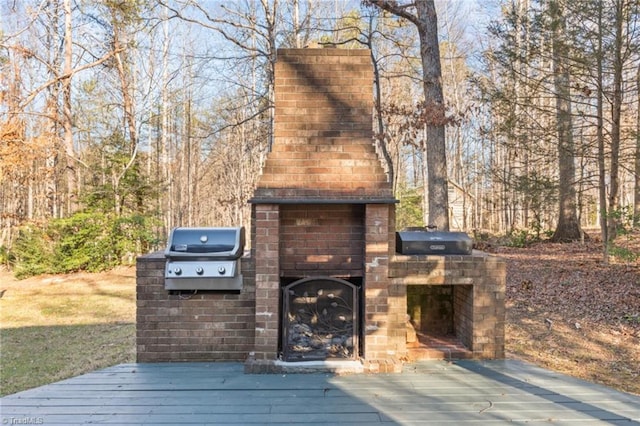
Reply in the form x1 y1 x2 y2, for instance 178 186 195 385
634 62 640 226
366 0 450 230
110 9 140 217
417 0 449 231
607 0 625 240
549 0 581 242
62 0 76 216
595 2 608 259
161 5 170 235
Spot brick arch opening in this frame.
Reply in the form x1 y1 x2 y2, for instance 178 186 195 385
281 276 361 361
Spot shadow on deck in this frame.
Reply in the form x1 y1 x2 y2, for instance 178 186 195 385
1 360 639 425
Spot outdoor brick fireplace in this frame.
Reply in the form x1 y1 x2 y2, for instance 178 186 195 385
136 48 505 372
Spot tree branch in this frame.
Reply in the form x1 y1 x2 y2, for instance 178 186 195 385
200 106 271 140
159 1 270 58
18 48 123 110
363 0 419 26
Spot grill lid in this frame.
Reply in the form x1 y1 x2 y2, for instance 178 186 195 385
165 227 245 260
395 228 473 255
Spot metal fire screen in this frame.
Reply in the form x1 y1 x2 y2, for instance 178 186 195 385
281 277 359 362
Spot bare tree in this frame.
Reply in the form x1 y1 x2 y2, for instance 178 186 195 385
605 0 632 241
61 0 76 213
159 0 280 150
365 0 450 231
595 0 608 256
634 61 640 226
549 0 582 242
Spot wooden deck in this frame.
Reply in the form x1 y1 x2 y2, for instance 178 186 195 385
1 360 639 425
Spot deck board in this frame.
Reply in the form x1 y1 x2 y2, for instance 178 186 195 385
1 360 638 425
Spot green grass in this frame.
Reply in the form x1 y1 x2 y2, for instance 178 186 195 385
1 323 135 396
0 267 136 396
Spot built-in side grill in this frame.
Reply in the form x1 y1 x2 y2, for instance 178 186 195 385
396 228 473 255
164 227 245 290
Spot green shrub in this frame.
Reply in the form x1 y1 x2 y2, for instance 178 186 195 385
12 225 55 279
608 244 639 263
506 229 531 248
10 212 158 279
111 214 160 265
396 186 424 229
49 212 115 273
0 245 12 268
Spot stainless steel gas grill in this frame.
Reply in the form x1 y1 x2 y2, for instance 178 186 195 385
164 227 245 291
395 227 473 255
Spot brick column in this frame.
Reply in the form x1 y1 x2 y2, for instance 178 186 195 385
252 204 280 360
470 256 506 358
364 204 404 362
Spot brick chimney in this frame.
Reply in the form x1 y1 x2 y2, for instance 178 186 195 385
249 49 402 365
251 48 394 202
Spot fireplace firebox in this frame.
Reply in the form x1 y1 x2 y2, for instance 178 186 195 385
281 277 361 361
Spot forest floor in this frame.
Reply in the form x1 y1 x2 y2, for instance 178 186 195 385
1 235 639 396
492 231 640 395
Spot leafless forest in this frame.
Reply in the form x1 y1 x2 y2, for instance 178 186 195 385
1 0 639 264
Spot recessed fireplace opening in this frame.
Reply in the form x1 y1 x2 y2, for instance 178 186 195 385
280 276 362 362
406 284 473 358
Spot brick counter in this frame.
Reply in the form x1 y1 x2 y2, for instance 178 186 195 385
136 252 256 362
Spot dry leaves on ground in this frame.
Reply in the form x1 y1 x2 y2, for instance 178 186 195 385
494 237 640 395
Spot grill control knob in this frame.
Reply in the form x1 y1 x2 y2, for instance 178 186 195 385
200 235 208 243
217 266 226 275
173 267 182 276
196 266 204 275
